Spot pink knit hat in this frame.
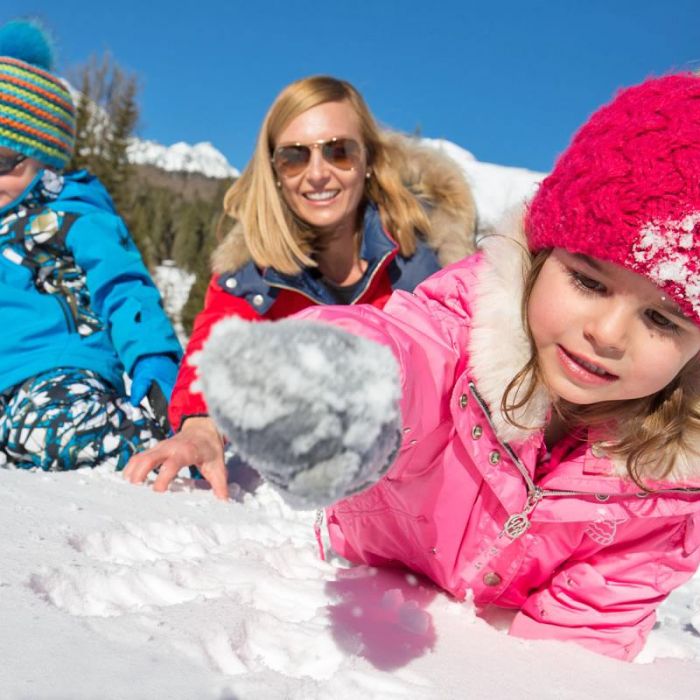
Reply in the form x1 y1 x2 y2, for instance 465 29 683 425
526 74 700 325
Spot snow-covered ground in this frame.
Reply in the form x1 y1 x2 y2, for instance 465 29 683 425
2 144 700 699
2 468 699 699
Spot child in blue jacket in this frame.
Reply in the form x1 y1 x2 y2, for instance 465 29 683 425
0 20 182 471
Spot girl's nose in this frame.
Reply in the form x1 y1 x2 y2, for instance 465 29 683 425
583 304 629 357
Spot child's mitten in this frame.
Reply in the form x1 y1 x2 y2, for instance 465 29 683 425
195 317 402 507
129 354 180 407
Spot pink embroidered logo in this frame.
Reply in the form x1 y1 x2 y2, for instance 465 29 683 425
630 213 700 317
584 519 618 546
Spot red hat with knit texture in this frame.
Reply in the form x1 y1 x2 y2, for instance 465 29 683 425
527 74 700 325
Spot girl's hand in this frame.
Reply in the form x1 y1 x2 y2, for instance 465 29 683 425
123 416 229 500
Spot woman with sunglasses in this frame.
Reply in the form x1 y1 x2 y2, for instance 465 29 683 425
124 75 476 496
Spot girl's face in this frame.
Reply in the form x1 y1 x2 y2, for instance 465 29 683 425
272 100 367 238
0 148 41 210
528 248 700 405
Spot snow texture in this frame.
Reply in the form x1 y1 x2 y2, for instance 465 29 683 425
632 212 700 316
196 317 402 507
1 468 700 700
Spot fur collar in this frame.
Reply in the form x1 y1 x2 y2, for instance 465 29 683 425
468 210 550 444
468 214 700 483
211 132 477 274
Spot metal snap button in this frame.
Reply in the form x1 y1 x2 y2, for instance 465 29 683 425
252 294 264 307
471 425 483 440
459 393 468 409
591 443 606 458
224 277 238 289
488 450 500 464
483 572 502 586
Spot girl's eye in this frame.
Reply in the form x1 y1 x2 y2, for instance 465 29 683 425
569 270 606 293
645 309 680 333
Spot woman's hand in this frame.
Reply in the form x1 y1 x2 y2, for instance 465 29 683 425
123 416 229 500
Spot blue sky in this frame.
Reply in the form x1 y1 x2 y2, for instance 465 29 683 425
4 1 699 172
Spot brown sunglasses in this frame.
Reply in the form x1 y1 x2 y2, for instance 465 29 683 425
271 137 363 178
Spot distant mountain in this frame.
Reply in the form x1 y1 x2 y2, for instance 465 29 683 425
126 135 545 233
126 139 239 179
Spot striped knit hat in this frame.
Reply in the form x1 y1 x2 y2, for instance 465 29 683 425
0 20 75 170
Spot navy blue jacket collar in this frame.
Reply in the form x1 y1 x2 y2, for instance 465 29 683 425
218 204 399 313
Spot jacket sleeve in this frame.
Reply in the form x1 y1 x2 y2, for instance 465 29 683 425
510 513 700 661
66 211 182 371
169 275 261 431
295 260 478 441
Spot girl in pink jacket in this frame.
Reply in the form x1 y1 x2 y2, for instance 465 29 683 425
195 74 700 662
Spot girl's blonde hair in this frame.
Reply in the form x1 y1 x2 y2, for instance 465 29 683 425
218 75 431 275
502 248 700 489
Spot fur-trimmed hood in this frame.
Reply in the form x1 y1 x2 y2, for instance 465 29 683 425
469 211 700 483
469 211 550 444
211 132 477 274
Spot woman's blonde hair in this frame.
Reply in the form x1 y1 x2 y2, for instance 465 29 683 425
502 248 700 489
218 75 431 275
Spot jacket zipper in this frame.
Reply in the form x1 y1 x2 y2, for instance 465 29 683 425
268 248 396 306
467 382 700 539
55 295 77 333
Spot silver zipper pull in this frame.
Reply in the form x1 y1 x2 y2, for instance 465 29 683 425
501 488 543 540
313 508 326 561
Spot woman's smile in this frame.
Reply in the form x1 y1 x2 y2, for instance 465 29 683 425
303 189 340 202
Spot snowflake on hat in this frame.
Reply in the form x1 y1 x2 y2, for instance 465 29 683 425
631 213 700 318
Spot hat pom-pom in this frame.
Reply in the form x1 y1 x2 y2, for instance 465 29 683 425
0 19 54 71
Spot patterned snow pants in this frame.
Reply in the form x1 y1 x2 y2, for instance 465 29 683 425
0 368 166 471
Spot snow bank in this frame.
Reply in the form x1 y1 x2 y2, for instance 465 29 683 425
1 468 699 699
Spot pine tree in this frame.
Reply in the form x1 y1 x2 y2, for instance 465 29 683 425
180 185 228 334
67 53 138 216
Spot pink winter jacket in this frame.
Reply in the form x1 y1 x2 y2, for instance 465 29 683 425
299 231 700 662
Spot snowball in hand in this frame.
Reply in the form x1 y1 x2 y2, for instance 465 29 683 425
196 317 402 507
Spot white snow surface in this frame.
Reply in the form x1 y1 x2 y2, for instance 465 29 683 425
2 468 700 699
3 140 700 698
127 138 240 179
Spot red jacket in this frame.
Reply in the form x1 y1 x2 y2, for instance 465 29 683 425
169 206 445 430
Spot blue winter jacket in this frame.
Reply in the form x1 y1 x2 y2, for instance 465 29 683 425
0 169 182 395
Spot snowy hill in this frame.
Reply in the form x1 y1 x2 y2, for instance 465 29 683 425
421 138 544 231
151 261 196 343
127 138 240 179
